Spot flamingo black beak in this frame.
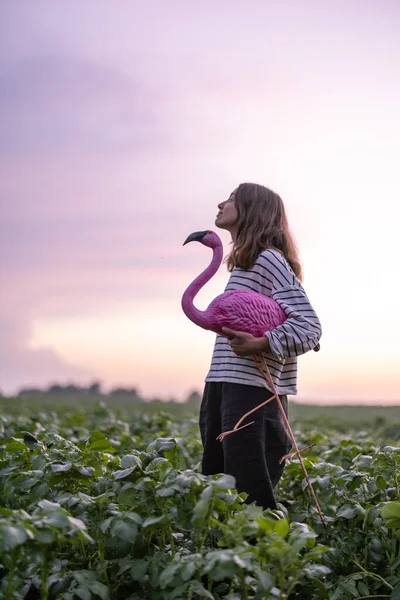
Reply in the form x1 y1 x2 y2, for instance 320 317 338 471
183 231 209 246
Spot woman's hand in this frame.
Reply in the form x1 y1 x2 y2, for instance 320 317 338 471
222 327 270 356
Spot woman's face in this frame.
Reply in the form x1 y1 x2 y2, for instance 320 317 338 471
215 189 239 232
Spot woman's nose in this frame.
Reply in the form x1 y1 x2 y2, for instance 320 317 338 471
218 201 225 209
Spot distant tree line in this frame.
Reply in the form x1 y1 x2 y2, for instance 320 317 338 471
0 382 202 404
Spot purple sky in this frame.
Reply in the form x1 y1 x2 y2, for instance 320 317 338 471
1 1 400 402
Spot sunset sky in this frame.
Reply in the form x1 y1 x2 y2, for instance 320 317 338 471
1 1 399 403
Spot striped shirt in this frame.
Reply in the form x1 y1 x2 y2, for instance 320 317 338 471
205 249 322 395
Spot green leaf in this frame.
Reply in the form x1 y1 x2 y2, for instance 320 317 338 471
110 520 138 541
203 550 238 580
257 570 273 591
316 475 331 489
168 582 192 599
125 511 143 524
73 570 101 585
89 581 109 600
289 522 317 552
14 475 42 491
232 554 247 568
256 516 276 533
67 516 87 531
157 486 175 497
75 587 92 600
341 579 359 598
190 580 214 598
353 454 373 469
120 454 142 469
274 517 289 538
213 474 236 489
130 559 148 581
180 561 196 581
391 583 400 600
159 562 181 588
78 466 95 477
304 564 330 577
147 438 177 453
383 445 400 454
38 500 61 510
51 462 72 472
0 507 14 517
100 517 112 533
0 525 28 549
89 432 114 453
23 431 40 449
192 498 209 524
309 578 328 598
113 467 137 480
376 475 387 490
201 485 213 501
4 438 26 452
36 528 56 544
142 515 165 528
43 512 70 528
358 581 369 596
134 476 156 491
118 485 137 506
381 501 400 530
337 504 356 519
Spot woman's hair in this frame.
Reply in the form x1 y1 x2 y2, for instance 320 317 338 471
225 182 303 282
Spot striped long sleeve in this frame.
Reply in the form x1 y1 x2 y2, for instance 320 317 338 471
257 249 322 360
205 248 322 395
265 283 322 360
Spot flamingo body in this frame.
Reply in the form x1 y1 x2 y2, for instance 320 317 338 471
204 289 286 337
181 230 286 337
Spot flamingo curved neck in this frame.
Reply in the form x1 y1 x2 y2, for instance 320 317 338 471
181 242 223 330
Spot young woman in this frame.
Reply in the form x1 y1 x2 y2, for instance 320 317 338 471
199 182 322 510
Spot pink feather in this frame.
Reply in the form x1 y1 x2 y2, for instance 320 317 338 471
206 289 286 335
181 230 286 336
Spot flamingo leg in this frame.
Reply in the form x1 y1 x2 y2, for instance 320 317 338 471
216 420 255 442
216 352 326 527
216 394 277 442
279 443 316 464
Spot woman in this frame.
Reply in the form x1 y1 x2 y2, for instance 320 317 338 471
200 182 322 510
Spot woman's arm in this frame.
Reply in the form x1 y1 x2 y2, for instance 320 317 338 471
264 283 322 360
256 250 322 360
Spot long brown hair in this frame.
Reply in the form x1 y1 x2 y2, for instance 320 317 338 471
225 182 303 282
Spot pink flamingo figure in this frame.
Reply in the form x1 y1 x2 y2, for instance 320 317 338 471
182 229 325 526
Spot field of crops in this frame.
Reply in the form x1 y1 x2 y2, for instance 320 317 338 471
0 397 399 600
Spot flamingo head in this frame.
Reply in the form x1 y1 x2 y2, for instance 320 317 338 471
183 230 220 249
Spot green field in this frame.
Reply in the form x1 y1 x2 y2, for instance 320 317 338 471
0 396 399 599
2 394 400 427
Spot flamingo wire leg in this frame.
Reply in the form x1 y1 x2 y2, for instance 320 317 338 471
216 394 276 442
216 353 326 527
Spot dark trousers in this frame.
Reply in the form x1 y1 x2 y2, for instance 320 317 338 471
199 382 292 510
